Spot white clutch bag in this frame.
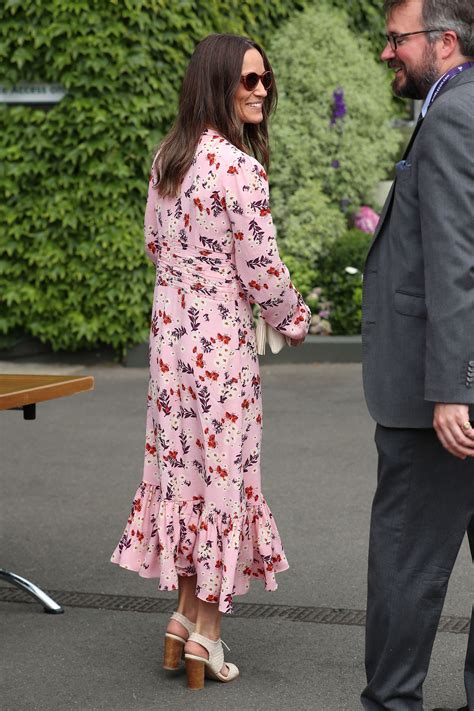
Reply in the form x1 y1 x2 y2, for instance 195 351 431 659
255 311 287 356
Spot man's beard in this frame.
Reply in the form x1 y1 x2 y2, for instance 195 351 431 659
391 43 440 99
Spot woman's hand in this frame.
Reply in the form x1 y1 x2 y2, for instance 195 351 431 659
287 336 306 347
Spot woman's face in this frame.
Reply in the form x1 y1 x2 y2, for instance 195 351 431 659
234 48 268 125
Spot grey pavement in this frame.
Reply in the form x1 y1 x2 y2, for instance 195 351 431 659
1 363 472 711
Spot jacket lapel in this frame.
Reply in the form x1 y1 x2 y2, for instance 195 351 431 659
401 113 424 160
366 116 424 257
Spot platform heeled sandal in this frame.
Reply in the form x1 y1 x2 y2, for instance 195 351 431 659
163 612 196 671
184 632 239 689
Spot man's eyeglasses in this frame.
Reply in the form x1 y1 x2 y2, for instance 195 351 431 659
240 71 272 92
385 29 443 51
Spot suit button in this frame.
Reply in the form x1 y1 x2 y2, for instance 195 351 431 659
469 360 474 366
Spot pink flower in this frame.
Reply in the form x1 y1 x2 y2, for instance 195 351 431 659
354 205 380 234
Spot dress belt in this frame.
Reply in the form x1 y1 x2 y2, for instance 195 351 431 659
156 256 241 299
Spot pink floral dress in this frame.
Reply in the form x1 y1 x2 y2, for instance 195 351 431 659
111 129 310 613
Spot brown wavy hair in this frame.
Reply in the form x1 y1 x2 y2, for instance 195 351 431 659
154 33 277 198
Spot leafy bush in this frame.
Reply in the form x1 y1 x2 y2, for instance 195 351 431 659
329 0 408 119
0 0 305 355
315 229 371 335
279 252 318 298
268 3 399 265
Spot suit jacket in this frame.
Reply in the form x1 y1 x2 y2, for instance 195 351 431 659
362 68 474 428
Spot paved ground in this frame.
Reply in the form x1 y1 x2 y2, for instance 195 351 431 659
1 362 472 710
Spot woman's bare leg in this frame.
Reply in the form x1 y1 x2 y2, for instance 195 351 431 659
166 575 198 638
184 599 228 676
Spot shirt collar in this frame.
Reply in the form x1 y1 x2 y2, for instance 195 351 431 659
420 73 446 118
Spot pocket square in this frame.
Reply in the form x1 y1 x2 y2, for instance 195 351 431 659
396 159 412 172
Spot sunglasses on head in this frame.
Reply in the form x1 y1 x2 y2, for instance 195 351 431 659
240 70 272 92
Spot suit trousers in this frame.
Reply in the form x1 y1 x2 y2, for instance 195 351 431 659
361 424 474 711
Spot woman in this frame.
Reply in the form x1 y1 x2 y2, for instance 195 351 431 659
111 33 310 689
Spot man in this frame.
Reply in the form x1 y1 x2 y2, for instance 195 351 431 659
361 1 474 709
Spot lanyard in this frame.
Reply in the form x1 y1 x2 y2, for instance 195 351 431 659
428 61 474 111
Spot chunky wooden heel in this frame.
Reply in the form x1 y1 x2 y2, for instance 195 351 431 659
185 657 205 690
185 633 239 685
163 635 184 671
162 611 196 671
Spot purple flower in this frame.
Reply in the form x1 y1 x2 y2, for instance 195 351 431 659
354 205 380 234
331 159 340 169
330 88 346 125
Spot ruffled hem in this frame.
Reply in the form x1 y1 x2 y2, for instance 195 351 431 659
110 481 288 613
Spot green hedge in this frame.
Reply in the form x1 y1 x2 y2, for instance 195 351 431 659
0 0 305 354
331 0 386 55
315 228 370 335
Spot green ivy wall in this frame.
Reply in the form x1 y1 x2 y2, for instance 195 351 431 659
0 0 305 354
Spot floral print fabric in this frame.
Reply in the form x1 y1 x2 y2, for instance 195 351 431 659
111 129 310 613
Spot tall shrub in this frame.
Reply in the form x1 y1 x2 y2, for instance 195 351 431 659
315 228 370 335
268 4 399 271
0 0 304 354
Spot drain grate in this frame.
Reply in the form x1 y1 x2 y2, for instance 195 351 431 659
0 587 470 634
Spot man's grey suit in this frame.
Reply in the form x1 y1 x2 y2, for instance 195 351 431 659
361 69 474 710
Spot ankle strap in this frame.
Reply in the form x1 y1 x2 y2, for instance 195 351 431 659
171 611 196 634
188 632 230 653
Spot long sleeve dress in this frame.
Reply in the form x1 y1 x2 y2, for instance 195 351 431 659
111 129 311 613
